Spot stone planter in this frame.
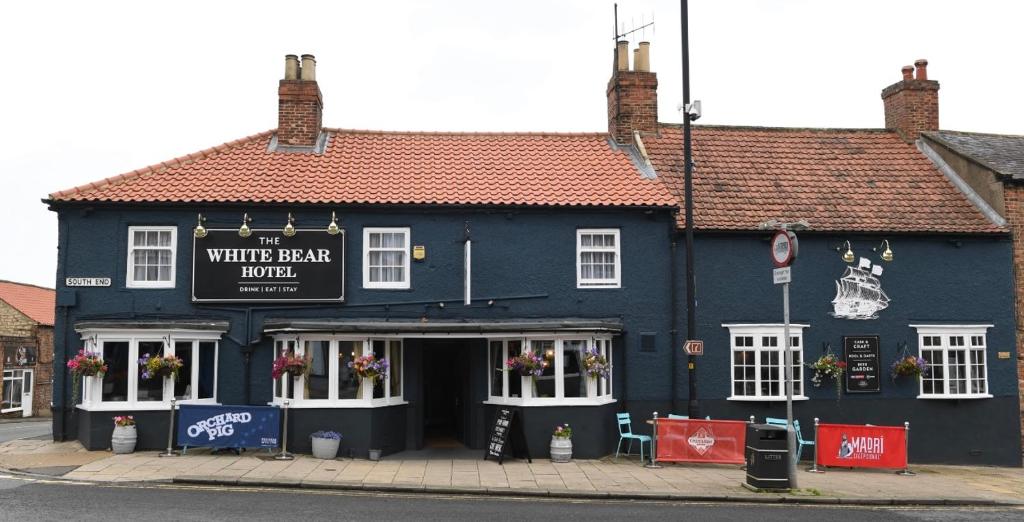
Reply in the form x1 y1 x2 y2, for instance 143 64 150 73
111 425 137 454
550 437 572 463
368 448 382 461
311 436 341 460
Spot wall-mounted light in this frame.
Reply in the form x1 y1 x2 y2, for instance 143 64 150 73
835 240 855 263
874 240 894 262
238 213 252 238
327 211 340 235
283 213 296 237
193 213 207 239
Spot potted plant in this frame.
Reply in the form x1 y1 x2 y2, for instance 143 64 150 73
582 347 610 396
272 351 309 380
111 415 136 454
67 349 107 403
550 423 573 463
139 353 184 381
506 351 544 399
808 352 847 400
310 430 342 459
891 355 928 381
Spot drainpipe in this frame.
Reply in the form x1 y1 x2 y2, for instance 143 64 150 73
669 219 679 415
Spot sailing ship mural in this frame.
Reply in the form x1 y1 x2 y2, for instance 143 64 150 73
831 257 890 320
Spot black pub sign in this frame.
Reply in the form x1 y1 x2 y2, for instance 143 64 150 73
843 336 880 393
192 229 344 302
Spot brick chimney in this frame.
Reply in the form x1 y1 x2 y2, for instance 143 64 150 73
881 59 939 143
607 41 658 144
277 54 323 148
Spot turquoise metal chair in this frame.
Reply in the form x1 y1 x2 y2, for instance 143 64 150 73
763 417 814 462
615 412 652 462
667 414 688 419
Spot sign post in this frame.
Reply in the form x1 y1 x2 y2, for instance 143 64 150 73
769 227 799 489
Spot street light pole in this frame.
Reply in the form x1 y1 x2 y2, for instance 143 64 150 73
681 0 699 420
782 275 796 489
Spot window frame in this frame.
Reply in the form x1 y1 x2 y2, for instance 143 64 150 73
77 329 221 411
912 324 993 400
126 226 177 289
1 369 26 413
576 228 621 289
723 323 809 402
271 335 405 408
485 335 615 407
362 227 411 290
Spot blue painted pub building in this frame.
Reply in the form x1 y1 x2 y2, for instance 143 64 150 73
47 50 1021 465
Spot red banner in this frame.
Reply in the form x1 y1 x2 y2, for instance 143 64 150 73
816 423 907 469
655 419 746 464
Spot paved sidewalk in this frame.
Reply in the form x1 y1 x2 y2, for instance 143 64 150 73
1 439 1022 505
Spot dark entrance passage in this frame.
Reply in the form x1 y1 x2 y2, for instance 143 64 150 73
421 340 473 448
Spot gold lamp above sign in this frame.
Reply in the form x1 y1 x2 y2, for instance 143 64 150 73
874 240 894 262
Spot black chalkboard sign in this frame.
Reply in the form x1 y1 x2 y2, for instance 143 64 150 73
484 407 531 464
844 336 881 393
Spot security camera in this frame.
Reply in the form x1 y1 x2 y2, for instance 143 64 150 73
676 100 702 121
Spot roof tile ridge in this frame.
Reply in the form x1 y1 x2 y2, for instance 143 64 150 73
658 123 895 134
0 280 56 292
48 130 274 200
324 127 607 138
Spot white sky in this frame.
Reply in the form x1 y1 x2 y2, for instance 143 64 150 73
2 0 1023 288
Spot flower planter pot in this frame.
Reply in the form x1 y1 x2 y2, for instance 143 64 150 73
311 436 341 460
550 437 572 463
111 425 137 454
368 448 382 461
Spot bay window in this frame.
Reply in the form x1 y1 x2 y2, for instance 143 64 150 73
913 325 992 399
487 336 614 406
272 336 404 407
724 324 807 401
78 330 220 410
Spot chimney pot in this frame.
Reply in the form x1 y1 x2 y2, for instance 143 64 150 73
901 65 914 81
284 55 299 80
632 49 640 71
636 41 651 72
616 40 629 71
914 59 928 80
300 54 317 81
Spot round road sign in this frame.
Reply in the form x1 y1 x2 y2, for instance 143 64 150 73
770 230 795 267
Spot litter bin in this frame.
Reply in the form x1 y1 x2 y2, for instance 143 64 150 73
745 423 790 490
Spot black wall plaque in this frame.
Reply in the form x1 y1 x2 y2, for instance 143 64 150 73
192 229 344 302
843 336 881 393
2 345 36 367
484 407 531 464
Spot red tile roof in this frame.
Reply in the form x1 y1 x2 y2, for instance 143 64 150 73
0 280 55 326
644 125 1004 233
48 130 677 209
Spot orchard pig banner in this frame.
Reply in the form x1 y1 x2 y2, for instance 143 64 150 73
177 404 281 450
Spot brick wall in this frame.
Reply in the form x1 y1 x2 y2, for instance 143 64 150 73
0 299 35 337
607 70 658 144
1005 185 1024 446
277 80 322 147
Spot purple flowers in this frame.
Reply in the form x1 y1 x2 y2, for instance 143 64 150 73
891 355 929 379
506 351 544 377
349 354 389 382
582 347 610 379
311 430 342 440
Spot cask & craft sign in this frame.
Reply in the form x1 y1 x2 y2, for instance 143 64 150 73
192 229 344 302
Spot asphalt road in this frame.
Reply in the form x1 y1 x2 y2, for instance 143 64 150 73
0 420 51 443
0 475 1020 522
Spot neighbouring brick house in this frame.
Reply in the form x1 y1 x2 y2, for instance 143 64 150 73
916 129 1024 447
0 280 55 418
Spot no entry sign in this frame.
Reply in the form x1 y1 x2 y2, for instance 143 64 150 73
770 230 796 267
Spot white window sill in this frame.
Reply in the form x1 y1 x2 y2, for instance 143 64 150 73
483 397 616 407
577 284 621 289
727 396 809 402
916 394 993 400
268 400 408 409
76 403 182 412
0 408 24 414
125 283 176 289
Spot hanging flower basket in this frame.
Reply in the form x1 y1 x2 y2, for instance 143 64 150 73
891 355 928 380
272 352 309 380
67 349 107 403
348 354 389 382
808 353 846 400
139 353 184 381
582 347 610 379
506 351 544 378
